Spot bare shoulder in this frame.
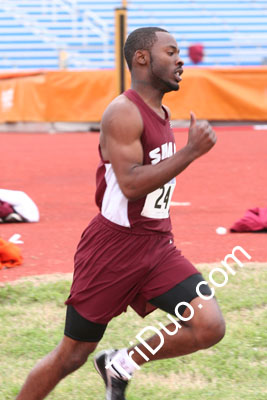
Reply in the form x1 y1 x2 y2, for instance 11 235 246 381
100 94 144 159
100 94 144 163
101 94 143 135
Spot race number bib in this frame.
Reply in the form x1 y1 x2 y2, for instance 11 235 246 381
141 178 176 219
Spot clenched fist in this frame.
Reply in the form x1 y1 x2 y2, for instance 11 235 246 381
187 111 217 159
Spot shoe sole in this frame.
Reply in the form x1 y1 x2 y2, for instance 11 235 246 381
94 350 109 387
94 349 128 400
94 350 115 400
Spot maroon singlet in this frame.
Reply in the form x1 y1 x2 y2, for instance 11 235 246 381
95 89 177 233
65 90 198 324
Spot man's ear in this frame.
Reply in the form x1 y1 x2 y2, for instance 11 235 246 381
134 50 150 66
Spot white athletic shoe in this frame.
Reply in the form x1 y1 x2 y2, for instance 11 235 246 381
94 349 129 400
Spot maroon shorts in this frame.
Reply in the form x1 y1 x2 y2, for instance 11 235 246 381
66 214 199 324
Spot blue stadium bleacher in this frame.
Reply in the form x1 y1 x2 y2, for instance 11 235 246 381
0 0 267 71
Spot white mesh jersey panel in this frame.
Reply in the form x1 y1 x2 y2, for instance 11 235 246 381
101 164 130 227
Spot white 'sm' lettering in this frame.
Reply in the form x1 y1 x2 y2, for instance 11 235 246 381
149 147 161 165
162 142 174 160
149 142 176 165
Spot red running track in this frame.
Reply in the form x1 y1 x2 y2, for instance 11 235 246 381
0 126 266 283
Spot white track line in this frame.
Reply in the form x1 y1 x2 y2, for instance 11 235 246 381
170 201 191 206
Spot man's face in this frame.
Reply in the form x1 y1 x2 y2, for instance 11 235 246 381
149 32 184 92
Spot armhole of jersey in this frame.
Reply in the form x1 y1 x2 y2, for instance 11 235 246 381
162 105 170 120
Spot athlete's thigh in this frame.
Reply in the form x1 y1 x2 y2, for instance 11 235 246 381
149 274 224 331
64 304 107 342
149 273 213 316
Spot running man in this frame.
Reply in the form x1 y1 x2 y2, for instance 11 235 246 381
16 27 225 400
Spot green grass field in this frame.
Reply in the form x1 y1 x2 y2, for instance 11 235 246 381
0 263 266 400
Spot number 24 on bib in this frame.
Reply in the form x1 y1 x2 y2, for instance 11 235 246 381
141 178 176 219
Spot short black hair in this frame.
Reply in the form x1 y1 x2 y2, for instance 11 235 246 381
124 27 168 70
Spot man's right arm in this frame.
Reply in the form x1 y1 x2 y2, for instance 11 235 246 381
101 101 216 201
